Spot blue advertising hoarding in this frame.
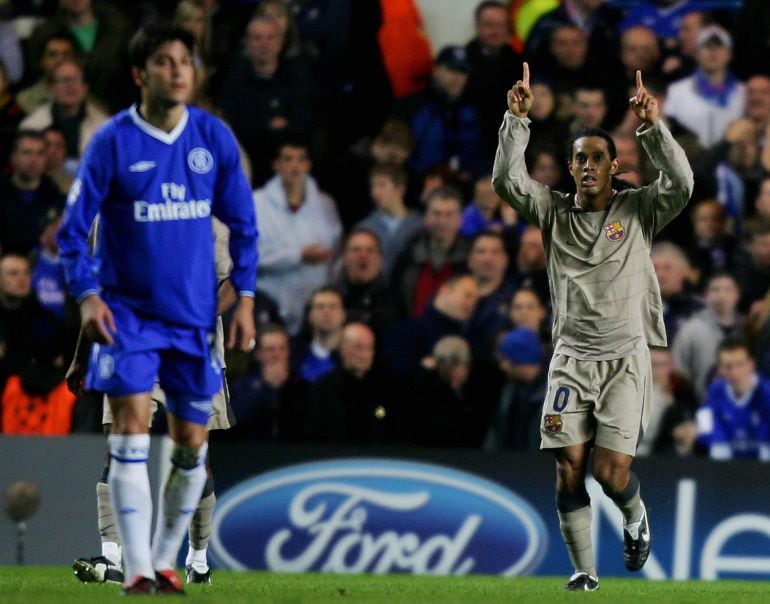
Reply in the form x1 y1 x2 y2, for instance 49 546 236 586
206 442 770 580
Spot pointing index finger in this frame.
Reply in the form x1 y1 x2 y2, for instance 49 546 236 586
523 62 530 87
636 70 643 90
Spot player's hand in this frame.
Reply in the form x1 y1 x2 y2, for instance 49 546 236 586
629 70 659 126
80 294 116 346
507 62 533 118
228 295 256 352
65 357 86 396
65 328 91 395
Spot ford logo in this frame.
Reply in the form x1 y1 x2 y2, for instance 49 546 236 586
210 458 548 575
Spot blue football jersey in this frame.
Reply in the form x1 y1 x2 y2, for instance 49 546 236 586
58 105 258 328
698 377 770 460
31 250 67 319
619 2 699 39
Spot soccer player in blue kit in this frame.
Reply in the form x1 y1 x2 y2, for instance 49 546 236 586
57 24 258 595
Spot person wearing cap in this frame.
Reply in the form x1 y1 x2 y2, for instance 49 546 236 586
660 9 711 83
494 64 693 590
391 44 482 179
485 327 548 451
665 24 746 149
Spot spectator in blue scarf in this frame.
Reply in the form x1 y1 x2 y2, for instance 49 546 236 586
665 25 745 149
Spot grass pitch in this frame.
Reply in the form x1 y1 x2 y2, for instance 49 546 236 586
0 567 768 603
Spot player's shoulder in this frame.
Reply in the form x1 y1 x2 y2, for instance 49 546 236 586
187 106 230 134
550 190 571 210
614 183 651 206
104 107 137 132
186 106 237 147
82 108 133 153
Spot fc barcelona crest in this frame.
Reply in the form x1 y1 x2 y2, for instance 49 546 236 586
544 414 562 433
604 220 625 242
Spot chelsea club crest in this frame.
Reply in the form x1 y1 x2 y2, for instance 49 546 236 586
188 147 213 174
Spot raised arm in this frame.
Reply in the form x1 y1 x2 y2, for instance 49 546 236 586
492 62 551 227
629 70 659 128
631 70 694 234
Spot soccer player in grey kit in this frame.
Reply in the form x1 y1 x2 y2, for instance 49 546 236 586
493 64 693 590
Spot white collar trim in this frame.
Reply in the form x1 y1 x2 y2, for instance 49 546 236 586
129 104 189 144
728 373 759 407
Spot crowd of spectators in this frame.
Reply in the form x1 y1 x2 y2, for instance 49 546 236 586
2 0 770 461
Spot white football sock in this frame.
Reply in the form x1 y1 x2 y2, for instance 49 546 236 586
186 547 208 571
108 434 153 581
152 442 208 571
102 541 122 568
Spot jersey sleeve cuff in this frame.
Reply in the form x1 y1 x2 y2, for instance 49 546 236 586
238 290 255 298
75 288 100 304
635 120 662 137
505 111 531 125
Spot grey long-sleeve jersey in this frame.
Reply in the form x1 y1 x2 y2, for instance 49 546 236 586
492 113 694 360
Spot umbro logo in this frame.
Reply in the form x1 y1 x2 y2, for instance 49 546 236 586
190 400 212 412
129 160 157 172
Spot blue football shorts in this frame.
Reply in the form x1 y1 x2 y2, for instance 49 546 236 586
85 298 220 426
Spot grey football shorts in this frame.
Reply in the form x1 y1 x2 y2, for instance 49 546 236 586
540 349 651 456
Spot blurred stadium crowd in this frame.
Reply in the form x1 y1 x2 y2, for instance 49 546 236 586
2 0 770 460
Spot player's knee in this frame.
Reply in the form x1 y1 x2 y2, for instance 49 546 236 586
555 458 587 491
170 442 208 470
593 464 629 496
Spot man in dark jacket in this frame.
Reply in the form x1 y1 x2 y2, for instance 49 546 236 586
333 228 401 340
0 254 71 407
465 1 522 158
305 322 394 444
218 14 314 185
0 131 64 256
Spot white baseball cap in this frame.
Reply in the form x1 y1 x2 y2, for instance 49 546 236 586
696 24 732 49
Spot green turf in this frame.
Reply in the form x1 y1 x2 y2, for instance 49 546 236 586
0 567 769 603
